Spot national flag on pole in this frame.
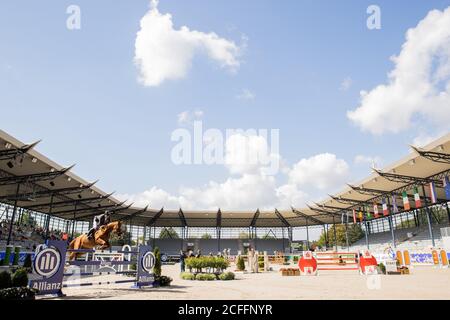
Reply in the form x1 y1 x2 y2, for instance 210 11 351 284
382 198 389 216
402 191 410 211
444 176 450 200
392 195 399 213
429 181 437 204
352 209 357 224
366 206 372 220
414 187 421 208
373 203 379 218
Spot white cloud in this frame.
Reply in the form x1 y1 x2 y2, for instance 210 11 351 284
287 153 350 191
118 151 350 210
117 186 182 209
236 88 255 100
340 77 352 91
412 130 447 147
275 184 309 208
347 7 450 135
354 155 383 168
224 133 279 176
134 0 242 86
179 174 278 210
177 109 203 125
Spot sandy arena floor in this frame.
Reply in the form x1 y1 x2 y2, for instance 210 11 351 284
45 264 450 300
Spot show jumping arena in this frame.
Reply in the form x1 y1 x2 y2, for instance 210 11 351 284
52 263 450 300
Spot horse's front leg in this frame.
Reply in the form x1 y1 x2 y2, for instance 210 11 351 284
96 238 111 250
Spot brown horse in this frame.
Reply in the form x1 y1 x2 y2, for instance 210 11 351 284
68 221 124 260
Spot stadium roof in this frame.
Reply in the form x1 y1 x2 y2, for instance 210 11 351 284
0 129 449 228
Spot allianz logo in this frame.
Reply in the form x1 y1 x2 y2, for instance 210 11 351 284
34 248 61 278
142 252 156 272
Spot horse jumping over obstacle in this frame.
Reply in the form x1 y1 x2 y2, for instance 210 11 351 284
68 221 124 260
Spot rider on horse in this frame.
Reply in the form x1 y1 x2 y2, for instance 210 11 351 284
87 210 111 240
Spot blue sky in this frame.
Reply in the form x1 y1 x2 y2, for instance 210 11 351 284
1 0 449 211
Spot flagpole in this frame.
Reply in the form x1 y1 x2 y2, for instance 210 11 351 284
387 196 396 248
422 184 435 247
345 212 349 251
364 220 369 250
446 202 450 227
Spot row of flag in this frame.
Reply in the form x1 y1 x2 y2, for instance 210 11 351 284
350 176 450 223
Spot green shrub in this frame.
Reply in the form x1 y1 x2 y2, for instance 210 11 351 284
153 247 161 276
180 272 195 280
184 256 229 273
258 261 264 269
156 275 173 286
23 254 32 271
130 263 137 271
218 272 235 281
236 256 245 271
0 271 12 289
378 263 386 274
0 287 37 300
293 256 299 262
11 268 28 288
195 273 216 281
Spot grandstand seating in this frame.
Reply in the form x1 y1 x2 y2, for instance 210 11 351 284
350 223 449 251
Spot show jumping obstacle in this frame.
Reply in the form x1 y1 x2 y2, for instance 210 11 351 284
298 250 378 275
29 240 156 296
314 251 359 271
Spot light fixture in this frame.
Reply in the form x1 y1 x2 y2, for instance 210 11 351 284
49 181 55 187
6 161 14 169
4 143 11 149
437 145 444 152
50 168 55 172
67 177 72 182
409 159 416 165
31 158 38 163
77 194 82 199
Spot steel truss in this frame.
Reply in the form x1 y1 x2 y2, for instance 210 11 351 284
21 192 114 210
0 181 98 202
0 141 40 161
0 165 74 185
291 207 326 225
411 146 450 164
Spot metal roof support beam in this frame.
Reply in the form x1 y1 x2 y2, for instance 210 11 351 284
274 209 291 227
411 146 450 164
0 181 98 202
74 202 133 220
0 165 74 186
250 209 260 227
373 169 442 186
216 209 222 228
53 200 127 217
22 192 114 210
119 205 149 222
347 184 391 197
327 195 367 206
178 209 187 227
291 207 325 225
314 202 347 212
0 140 40 160
146 208 164 226
306 204 343 218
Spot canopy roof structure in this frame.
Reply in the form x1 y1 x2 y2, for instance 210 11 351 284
0 129 449 228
